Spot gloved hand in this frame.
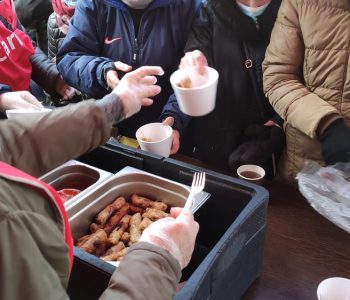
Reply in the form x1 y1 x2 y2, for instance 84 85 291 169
139 207 199 269
0 91 43 111
228 124 285 171
320 118 350 165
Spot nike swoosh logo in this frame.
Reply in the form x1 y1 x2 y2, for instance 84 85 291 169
104 37 122 44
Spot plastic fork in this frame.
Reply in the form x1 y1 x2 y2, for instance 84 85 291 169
184 172 206 210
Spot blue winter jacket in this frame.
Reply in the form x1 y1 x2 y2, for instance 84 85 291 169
57 0 200 137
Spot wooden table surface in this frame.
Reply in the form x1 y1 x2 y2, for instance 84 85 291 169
242 181 350 300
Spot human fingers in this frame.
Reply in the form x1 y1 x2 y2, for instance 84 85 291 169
140 210 198 269
114 61 132 72
191 50 208 65
15 98 41 110
177 208 196 222
179 52 192 68
140 75 157 85
130 66 164 80
180 50 207 69
170 130 180 154
162 116 174 126
192 50 208 75
106 70 120 89
139 85 161 100
55 76 71 97
264 120 276 127
141 98 154 107
20 91 43 108
61 86 76 100
170 207 183 217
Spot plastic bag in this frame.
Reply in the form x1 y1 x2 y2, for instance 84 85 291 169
297 160 350 233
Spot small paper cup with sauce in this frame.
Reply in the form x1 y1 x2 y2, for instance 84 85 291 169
136 123 173 158
237 164 265 184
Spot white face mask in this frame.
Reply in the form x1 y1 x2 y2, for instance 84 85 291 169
121 0 153 9
236 1 270 21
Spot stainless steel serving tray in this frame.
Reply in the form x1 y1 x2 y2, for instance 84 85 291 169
68 168 210 240
39 160 112 207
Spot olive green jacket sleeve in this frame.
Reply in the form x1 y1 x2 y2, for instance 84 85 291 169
99 242 182 300
0 179 71 300
262 0 338 138
0 100 111 177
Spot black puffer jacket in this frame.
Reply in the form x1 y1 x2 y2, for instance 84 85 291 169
13 0 52 26
47 13 66 61
162 0 282 169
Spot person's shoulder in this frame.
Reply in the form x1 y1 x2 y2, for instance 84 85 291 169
79 0 107 9
295 0 347 8
290 0 349 17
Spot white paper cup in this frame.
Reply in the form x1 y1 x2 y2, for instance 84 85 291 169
317 277 350 300
237 165 265 183
170 66 219 117
6 108 52 121
136 123 173 158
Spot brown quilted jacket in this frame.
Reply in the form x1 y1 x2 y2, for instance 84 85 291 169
263 0 350 183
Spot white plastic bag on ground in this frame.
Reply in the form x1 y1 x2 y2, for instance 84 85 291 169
297 160 350 233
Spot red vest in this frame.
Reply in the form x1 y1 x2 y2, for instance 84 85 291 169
0 162 74 270
0 0 35 91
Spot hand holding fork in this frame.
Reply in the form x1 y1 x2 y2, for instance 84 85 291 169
184 172 206 210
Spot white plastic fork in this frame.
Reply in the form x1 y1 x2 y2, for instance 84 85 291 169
184 172 206 210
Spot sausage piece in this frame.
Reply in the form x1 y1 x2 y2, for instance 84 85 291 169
131 194 167 211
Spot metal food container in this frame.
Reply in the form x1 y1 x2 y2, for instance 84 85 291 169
68 169 210 240
39 160 112 207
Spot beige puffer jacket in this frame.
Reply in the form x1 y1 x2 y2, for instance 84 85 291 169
263 0 350 184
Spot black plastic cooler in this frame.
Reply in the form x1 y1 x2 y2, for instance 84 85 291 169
67 142 268 300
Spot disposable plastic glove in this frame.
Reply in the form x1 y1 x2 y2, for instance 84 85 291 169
228 124 285 171
0 91 43 111
320 118 350 165
140 207 199 269
113 66 164 119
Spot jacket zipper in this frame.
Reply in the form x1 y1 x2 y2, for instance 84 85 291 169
133 37 138 63
132 12 147 65
255 19 260 31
